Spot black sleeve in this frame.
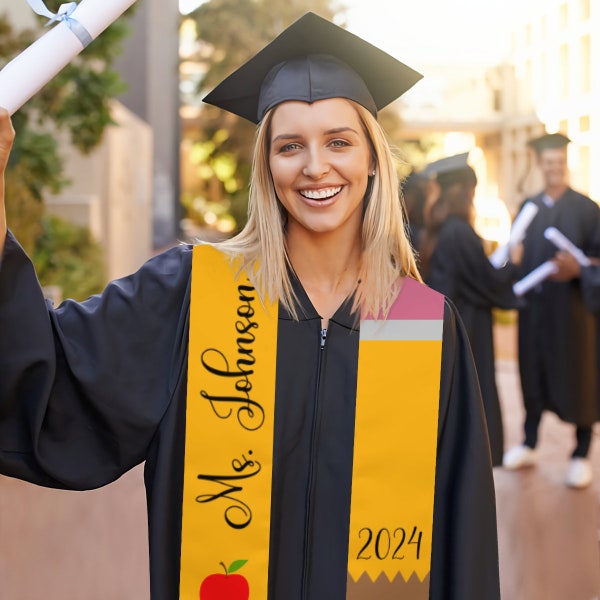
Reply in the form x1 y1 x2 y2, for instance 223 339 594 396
444 221 518 309
0 231 192 490
430 298 500 600
580 264 600 313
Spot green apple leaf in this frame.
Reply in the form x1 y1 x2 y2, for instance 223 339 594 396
228 559 248 574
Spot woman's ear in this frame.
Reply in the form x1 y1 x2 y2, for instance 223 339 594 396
369 160 376 177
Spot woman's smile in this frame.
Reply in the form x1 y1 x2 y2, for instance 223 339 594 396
298 185 343 201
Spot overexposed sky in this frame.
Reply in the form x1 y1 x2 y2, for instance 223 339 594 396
343 0 521 69
180 0 522 68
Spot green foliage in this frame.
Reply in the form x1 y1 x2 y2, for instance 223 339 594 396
42 63 127 154
4 165 44 255
7 128 68 199
399 135 447 176
33 215 106 301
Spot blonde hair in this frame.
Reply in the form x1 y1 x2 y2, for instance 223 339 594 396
215 100 421 319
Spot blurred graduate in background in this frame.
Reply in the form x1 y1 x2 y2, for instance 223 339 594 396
424 153 521 466
503 133 600 488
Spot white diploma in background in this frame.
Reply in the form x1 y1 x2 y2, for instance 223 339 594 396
489 202 539 268
0 0 137 115
513 260 559 297
512 227 591 296
544 226 592 267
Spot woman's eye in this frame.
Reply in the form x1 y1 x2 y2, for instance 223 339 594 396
330 139 350 148
279 142 302 152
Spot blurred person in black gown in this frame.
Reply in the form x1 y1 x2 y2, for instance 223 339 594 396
425 153 521 466
503 133 600 488
412 172 441 280
402 170 428 261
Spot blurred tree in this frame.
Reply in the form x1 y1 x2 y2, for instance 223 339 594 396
34 215 107 302
0 5 135 300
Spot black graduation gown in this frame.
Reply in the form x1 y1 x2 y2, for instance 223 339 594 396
517 188 600 426
0 231 500 599
577 265 600 414
581 264 600 314
426 216 519 466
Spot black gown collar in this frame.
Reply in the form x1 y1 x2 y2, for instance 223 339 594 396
279 269 360 332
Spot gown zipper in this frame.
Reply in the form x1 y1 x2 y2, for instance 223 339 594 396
300 325 328 598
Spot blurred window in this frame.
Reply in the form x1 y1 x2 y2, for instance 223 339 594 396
580 35 591 93
559 3 568 29
559 118 569 134
560 44 569 99
580 0 590 21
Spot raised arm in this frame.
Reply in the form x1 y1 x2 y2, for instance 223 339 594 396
0 107 16 254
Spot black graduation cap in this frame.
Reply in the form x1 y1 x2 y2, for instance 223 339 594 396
527 132 571 154
424 152 469 177
423 152 477 187
202 12 423 124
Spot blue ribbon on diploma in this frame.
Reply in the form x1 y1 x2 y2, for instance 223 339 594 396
25 0 94 48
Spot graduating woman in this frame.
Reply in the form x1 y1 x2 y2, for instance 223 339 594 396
0 13 500 599
424 154 520 466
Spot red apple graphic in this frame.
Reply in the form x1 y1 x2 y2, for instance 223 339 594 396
200 560 249 599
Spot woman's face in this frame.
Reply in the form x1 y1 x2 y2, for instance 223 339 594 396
268 98 373 239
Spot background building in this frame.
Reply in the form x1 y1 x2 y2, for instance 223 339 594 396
501 0 598 207
397 0 598 241
115 0 182 250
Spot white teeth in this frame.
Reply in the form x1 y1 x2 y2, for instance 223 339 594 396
300 186 342 200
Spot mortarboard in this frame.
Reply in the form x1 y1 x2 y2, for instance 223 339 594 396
423 152 470 177
527 132 571 154
423 152 477 187
202 12 423 124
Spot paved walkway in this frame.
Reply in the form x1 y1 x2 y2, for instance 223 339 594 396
0 324 599 599
494 323 600 600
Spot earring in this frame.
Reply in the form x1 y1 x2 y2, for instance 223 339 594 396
370 169 376 177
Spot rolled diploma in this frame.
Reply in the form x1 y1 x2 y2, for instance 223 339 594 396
489 244 509 269
489 245 509 269
513 260 559 297
544 226 592 267
489 202 539 268
510 202 539 245
0 0 137 115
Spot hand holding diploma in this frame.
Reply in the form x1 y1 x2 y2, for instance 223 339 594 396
489 202 539 268
513 260 559 297
512 227 595 295
0 0 137 115
544 226 591 267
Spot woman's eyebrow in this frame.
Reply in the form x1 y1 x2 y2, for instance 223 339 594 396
272 133 301 143
325 127 359 135
272 126 359 143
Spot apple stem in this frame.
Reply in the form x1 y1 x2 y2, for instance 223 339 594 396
220 561 228 576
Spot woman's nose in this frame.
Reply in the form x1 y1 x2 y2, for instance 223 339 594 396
302 148 330 179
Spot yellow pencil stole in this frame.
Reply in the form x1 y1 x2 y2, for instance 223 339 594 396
347 276 443 600
180 246 444 600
